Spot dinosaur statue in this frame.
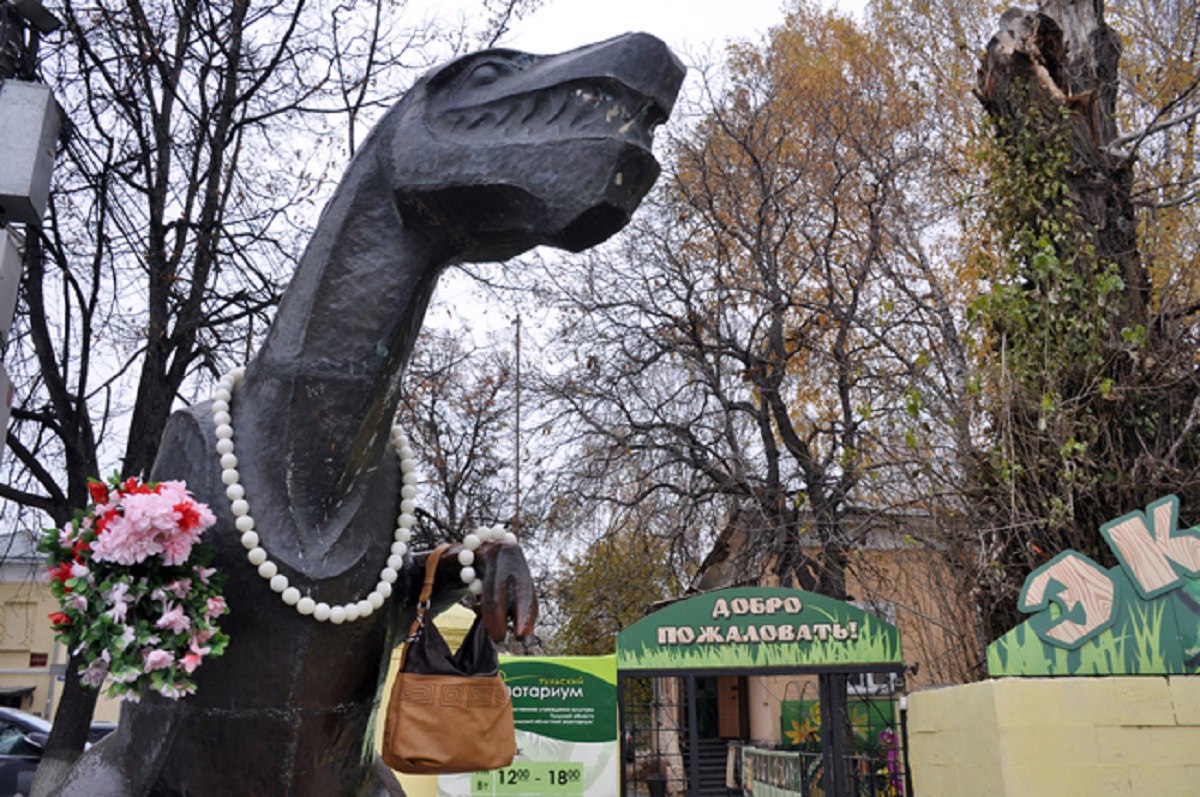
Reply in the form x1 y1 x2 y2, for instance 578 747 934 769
51 33 684 796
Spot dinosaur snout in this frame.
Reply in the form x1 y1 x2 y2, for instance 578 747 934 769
389 33 685 262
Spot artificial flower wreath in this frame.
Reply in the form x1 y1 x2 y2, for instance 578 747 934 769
39 474 229 701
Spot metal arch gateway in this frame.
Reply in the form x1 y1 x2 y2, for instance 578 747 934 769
615 587 908 797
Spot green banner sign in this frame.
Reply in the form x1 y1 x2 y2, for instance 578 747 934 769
439 656 618 797
616 587 902 671
503 659 616 744
988 495 1200 676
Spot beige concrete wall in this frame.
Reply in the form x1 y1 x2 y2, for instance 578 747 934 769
845 548 980 687
908 677 1200 796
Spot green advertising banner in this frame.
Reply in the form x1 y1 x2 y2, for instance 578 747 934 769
616 587 903 671
438 655 618 797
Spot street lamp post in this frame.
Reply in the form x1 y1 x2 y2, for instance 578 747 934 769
0 0 62 464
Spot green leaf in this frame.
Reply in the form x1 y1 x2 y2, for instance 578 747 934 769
904 387 922 419
1120 325 1146 347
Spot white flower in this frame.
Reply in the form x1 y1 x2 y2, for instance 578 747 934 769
117 625 136 651
104 582 133 624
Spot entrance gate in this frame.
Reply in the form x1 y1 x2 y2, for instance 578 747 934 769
615 588 909 797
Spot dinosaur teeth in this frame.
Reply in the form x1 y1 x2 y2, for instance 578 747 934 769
436 83 659 148
569 103 592 128
546 98 570 125
520 93 546 124
467 112 495 130
495 105 518 127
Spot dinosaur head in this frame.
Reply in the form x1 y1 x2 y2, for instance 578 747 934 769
384 33 685 261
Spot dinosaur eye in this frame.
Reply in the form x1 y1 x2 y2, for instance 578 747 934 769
468 62 507 86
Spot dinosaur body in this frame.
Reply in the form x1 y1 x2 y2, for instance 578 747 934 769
53 33 683 796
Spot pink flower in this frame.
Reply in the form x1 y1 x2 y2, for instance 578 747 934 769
159 527 201 567
44 476 226 704
80 650 111 687
188 633 211 656
156 604 191 635
85 480 216 567
125 491 181 535
156 681 195 699
91 512 158 565
154 481 192 504
205 596 227 621
163 579 192 599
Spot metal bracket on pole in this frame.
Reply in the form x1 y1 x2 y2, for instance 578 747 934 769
0 80 61 226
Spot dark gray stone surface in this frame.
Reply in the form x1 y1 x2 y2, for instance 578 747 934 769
54 33 683 796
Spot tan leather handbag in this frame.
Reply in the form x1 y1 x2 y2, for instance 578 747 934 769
382 544 516 774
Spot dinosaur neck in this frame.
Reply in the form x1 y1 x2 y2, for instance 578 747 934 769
236 134 450 547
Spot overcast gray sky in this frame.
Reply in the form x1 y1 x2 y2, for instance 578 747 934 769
498 0 794 54
428 0 868 59
421 0 829 336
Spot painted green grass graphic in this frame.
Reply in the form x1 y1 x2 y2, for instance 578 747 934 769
987 497 1200 677
619 628 900 670
989 577 1184 676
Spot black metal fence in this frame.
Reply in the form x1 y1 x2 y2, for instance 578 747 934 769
619 672 910 797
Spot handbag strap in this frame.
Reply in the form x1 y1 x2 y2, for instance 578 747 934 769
405 543 451 643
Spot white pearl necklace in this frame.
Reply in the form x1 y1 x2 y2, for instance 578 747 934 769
459 524 518 595
210 367 416 624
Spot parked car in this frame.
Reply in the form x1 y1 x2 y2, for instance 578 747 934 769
0 707 50 797
86 720 117 745
0 708 119 797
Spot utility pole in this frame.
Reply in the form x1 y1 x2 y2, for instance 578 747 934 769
513 313 521 534
0 0 61 464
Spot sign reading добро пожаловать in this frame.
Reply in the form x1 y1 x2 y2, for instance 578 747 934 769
616 587 903 671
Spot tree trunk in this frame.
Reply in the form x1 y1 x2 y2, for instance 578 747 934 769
972 0 1161 645
29 653 99 797
977 0 1147 333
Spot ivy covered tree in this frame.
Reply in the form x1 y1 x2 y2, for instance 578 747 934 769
968 0 1200 638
